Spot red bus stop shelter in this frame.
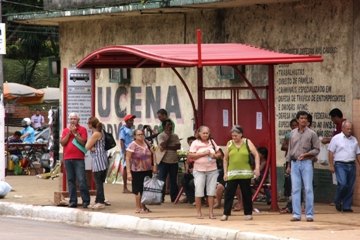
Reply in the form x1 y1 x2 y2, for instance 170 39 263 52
77 30 323 210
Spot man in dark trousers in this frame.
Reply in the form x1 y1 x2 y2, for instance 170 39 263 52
328 121 360 212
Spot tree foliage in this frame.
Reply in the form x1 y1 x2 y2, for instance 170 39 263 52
3 0 60 87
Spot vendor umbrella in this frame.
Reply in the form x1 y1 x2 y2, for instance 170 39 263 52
3 82 44 104
39 87 60 103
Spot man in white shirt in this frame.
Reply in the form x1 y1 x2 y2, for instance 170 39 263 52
31 109 45 130
328 121 360 212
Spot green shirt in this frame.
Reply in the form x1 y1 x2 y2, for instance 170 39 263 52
227 140 253 180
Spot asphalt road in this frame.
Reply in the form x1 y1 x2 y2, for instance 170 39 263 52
0 216 187 240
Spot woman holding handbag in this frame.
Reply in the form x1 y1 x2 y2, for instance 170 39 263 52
187 126 223 219
126 129 157 213
85 117 109 210
220 125 260 221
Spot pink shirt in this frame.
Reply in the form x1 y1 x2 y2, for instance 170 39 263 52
189 139 219 172
127 141 153 172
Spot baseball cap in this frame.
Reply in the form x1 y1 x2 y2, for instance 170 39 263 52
124 114 136 122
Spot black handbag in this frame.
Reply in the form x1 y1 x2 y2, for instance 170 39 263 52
245 139 255 169
103 130 116 151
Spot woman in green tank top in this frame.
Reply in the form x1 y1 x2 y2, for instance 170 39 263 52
220 125 260 221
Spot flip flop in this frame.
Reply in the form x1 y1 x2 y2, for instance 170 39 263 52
123 189 131 194
143 207 152 213
280 208 291 214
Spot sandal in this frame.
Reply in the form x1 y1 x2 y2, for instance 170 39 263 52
123 189 131 194
280 208 291 214
143 207 152 213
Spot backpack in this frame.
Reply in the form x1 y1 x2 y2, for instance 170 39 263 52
103 130 116 151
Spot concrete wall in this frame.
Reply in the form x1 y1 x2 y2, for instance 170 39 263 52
58 0 358 203
352 0 360 208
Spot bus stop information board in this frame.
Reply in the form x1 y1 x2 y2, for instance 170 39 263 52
67 69 93 122
65 68 94 169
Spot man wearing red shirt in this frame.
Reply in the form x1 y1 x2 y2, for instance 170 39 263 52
60 112 90 208
321 108 346 144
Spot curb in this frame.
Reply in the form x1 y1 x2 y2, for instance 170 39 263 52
0 202 293 240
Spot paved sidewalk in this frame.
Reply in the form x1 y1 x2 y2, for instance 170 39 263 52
1 175 360 240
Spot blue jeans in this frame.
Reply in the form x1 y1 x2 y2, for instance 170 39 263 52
291 159 314 219
158 162 179 202
94 170 107 204
334 162 356 210
64 160 90 205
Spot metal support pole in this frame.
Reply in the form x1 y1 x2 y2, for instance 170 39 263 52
0 1 3 89
0 0 6 181
196 29 203 128
268 64 279 211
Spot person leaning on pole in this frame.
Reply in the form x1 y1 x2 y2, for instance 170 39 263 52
119 114 136 193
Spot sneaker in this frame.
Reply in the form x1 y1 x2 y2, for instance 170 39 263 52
92 203 106 210
82 203 90 209
290 217 301 222
335 203 342 212
68 202 77 208
220 215 228 221
306 217 314 222
244 215 253 220
104 200 111 206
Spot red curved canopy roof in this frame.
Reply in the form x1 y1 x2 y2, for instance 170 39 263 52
77 43 323 69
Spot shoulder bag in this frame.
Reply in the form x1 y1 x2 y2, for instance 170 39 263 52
103 130 116 151
245 139 255 170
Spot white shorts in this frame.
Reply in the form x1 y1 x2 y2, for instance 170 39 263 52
193 169 219 197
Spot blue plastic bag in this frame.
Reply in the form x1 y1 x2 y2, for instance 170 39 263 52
0 181 12 198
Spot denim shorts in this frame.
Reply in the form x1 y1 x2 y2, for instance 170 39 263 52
193 169 219 197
